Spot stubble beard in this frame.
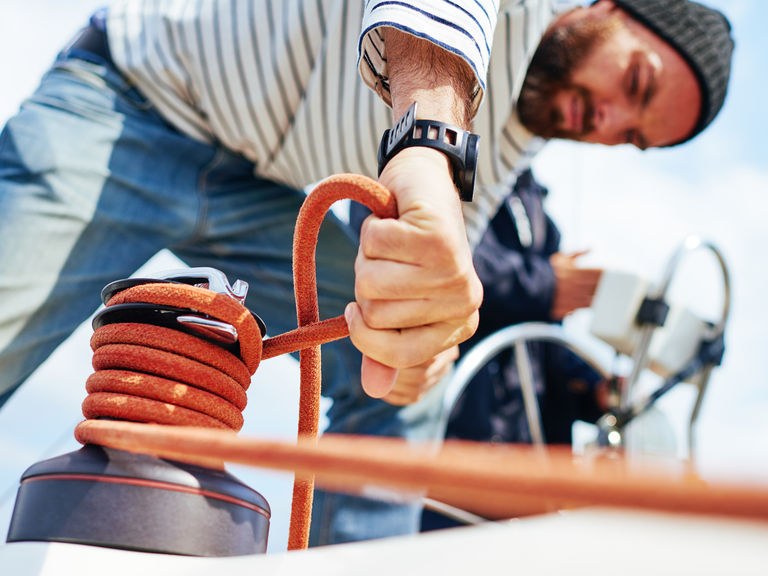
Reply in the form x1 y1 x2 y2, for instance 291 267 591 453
517 13 622 140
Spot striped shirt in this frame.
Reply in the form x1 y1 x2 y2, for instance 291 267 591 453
105 0 558 248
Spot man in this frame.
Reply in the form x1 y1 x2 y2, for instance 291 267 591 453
0 0 733 546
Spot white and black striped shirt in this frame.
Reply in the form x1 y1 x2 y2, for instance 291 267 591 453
105 0 557 247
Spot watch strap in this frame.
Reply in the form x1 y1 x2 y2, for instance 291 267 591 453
377 103 479 202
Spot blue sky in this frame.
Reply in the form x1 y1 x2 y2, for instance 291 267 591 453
0 0 766 556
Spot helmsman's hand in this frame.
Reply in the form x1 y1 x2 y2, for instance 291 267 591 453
346 147 482 399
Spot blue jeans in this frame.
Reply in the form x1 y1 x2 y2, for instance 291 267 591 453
0 46 445 545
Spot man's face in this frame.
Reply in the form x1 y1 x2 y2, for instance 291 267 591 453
518 1 701 149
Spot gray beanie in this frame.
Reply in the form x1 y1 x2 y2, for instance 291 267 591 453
611 0 734 144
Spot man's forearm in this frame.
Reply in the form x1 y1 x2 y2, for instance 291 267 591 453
382 27 475 130
352 26 484 399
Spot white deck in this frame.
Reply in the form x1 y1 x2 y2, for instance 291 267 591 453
3 508 768 576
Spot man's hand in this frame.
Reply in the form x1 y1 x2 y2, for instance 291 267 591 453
550 250 603 320
347 147 483 398
346 26 482 399
381 345 459 406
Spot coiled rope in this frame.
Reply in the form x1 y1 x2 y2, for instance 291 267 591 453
75 173 397 550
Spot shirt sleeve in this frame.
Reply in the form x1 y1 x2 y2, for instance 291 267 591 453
358 0 499 118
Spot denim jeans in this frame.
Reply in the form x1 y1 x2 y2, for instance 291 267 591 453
0 47 445 545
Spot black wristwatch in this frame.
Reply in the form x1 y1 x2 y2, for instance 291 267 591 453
377 103 480 202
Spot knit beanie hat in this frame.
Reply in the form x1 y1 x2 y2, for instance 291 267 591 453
610 0 734 144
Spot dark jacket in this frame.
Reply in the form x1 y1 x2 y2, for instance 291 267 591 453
446 169 603 447
422 169 604 532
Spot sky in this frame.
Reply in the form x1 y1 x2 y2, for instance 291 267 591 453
0 0 766 558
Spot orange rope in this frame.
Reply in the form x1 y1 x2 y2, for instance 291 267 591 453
91 323 252 386
284 174 397 549
75 421 768 525
104 283 264 373
85 370 244 430
74 173 397 550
